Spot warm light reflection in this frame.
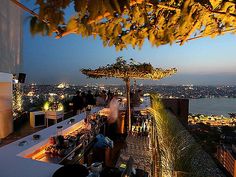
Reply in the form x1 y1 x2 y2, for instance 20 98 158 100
24 121 86 161
98 108 110 117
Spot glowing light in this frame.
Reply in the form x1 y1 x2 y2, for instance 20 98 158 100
43 101 50 111
57 103 64 111
143 93 150 96
57 83 65 88
43 101 64 111
57 82 69 88
140 98 144 102
27 91 34 97
60 95 65 99
13 79 18 84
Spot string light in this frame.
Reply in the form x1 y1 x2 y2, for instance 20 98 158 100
12 83 23 119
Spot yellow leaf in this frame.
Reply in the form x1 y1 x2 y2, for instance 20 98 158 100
113 24 122 36
66 17 77 32
209 0 222 9
149 30 155 46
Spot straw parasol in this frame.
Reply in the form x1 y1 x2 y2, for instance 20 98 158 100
81 57 177 131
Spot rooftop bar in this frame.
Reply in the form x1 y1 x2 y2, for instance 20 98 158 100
0 107 102 177
0 97 155 177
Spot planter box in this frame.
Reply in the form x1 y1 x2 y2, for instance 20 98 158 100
45 110 64 119
45 110 64 127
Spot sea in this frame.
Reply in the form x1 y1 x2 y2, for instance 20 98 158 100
189 98 236 117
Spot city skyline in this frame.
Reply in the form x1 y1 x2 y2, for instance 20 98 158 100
21 1 236 85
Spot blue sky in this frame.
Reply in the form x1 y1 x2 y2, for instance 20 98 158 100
21 2 236 85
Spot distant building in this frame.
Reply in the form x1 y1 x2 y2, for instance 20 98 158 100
217 144 236 177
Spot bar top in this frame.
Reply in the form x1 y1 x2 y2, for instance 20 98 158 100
0 107 103 177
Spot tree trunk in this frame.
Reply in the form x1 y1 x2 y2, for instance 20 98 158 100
125 78 131 132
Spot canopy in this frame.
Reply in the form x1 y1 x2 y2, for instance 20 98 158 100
11 0 236 50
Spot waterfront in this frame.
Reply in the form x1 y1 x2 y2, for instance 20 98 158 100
189 98 236 116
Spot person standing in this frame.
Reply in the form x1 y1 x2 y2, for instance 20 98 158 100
108 96 119 124
86 90 95 106
106 96 119 140
72 91 84 115
81 91 87 111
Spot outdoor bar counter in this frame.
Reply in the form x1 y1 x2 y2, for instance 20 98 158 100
0 107 103 177
0 97 153 177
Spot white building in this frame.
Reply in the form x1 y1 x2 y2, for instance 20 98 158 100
0 0 23 138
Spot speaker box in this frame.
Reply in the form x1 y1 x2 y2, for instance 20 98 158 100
18 73 26 83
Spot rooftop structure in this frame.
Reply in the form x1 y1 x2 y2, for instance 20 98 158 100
0 0 22 73
0 0 23 139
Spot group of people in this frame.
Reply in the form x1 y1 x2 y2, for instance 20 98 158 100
130 89 143 107
72 90 114 116
72 90 96 115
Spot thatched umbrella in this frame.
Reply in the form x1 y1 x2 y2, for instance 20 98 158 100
81 57 177 132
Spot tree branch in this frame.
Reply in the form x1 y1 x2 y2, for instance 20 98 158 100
10 0 49 25
177 27 236 43
180 18 200 45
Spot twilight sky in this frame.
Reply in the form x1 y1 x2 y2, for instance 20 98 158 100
21 2 236 85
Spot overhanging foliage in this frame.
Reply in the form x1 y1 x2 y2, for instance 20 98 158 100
13 0 236 50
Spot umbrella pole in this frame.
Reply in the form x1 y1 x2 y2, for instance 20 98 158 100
125 78 131 132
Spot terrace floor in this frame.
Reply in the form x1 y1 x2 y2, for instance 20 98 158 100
0 111 74 148
0 120 43 148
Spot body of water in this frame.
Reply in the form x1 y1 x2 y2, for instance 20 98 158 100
189 98 236 117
